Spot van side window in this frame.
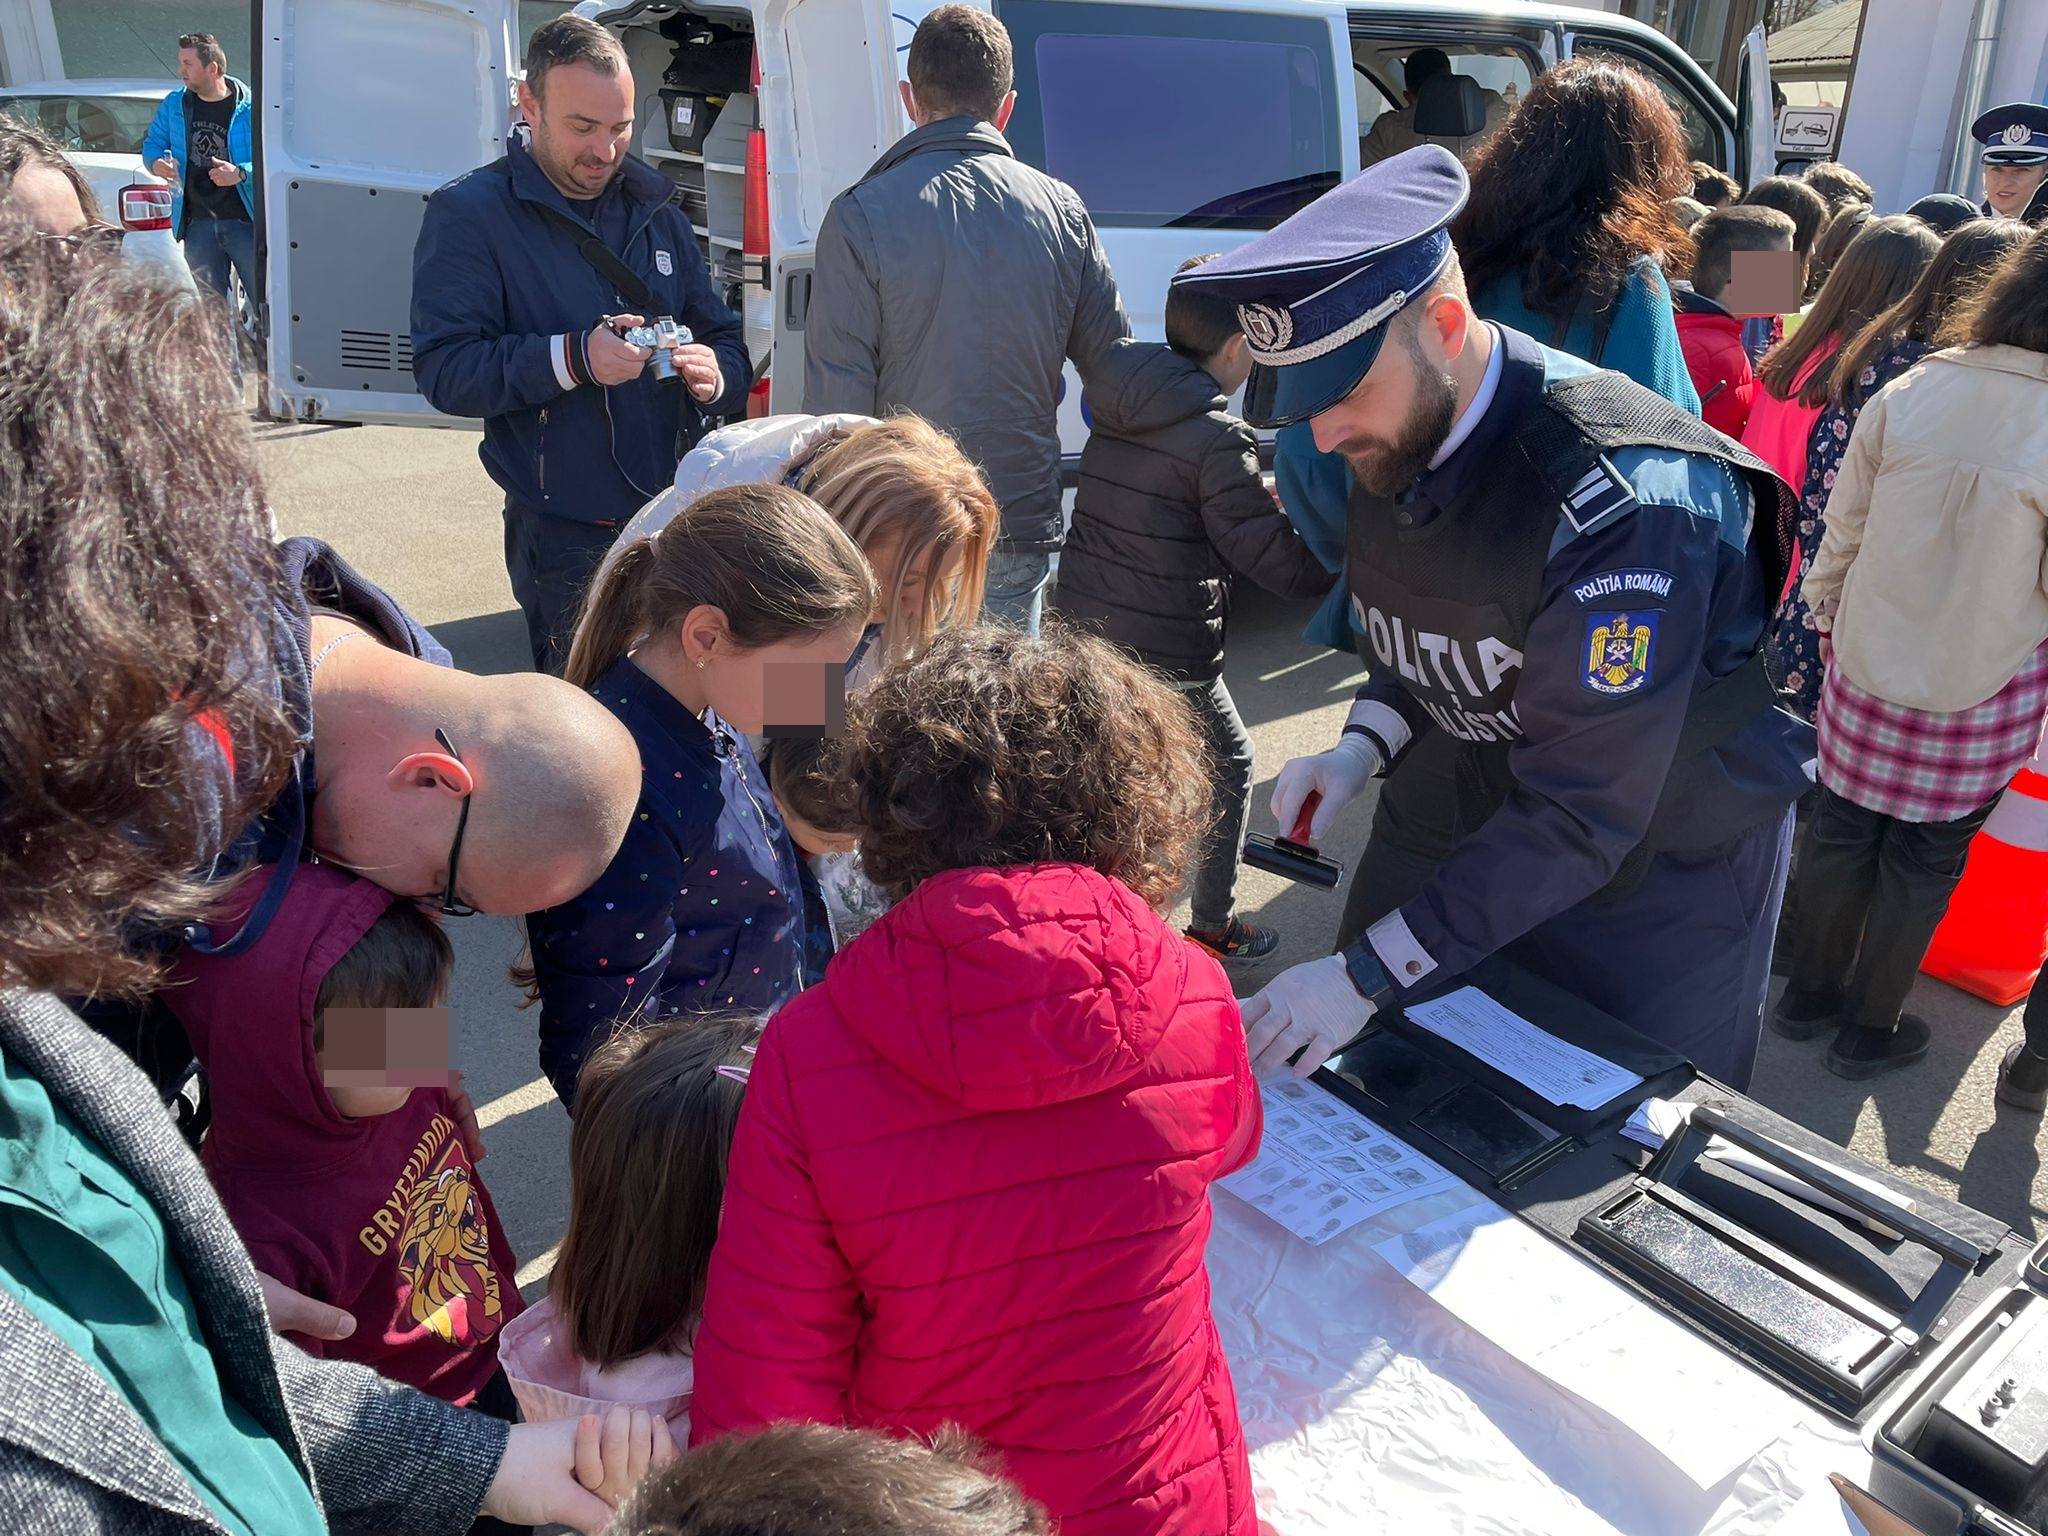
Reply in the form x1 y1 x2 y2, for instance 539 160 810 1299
1353 39 1536 170
1575 41 1722 168
998 0 1343 229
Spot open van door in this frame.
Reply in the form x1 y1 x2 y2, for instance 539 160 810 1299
1737 22 1774 189
257 0 518 424
761 0 1358 434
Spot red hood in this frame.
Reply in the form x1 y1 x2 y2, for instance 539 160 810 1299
164 863 399 1169
821 864 1197 1112
1675 306 1744 339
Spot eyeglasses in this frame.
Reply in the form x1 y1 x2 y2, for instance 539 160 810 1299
434 727 478 918
39 223 125 260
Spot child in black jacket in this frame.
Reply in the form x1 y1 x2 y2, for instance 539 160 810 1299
1052 255 1335 962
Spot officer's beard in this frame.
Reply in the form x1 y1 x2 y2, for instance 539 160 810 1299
1337 332 1461 498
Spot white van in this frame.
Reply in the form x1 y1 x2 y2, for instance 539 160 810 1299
256 0 1774 456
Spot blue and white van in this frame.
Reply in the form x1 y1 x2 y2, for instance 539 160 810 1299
255 0 1774 442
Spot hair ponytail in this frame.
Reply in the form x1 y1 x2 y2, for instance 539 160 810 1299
560 483 877 692
563 536 659 691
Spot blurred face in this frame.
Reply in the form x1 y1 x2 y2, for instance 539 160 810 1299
1307 307 1465 498
7 162 88 236
863 532 952 633
682 608 865 736
176 47 220 91
1983 162 2048 218
520 60 636 201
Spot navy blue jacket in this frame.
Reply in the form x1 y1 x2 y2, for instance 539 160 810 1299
1350 331 1810 1000
526 659 808 1107
410 138 749 528
191 537 449 957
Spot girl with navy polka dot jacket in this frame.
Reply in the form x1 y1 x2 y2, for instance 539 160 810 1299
524 484 875 1109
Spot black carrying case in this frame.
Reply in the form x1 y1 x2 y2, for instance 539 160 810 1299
1318 956 2022 1426
1872 1241 2048 1534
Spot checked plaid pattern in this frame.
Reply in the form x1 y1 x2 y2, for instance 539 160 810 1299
1818 641 2048 823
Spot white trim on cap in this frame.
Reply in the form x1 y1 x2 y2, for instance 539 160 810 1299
1239 240 1455 367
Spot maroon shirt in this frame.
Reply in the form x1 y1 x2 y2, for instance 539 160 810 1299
166 865 521 1405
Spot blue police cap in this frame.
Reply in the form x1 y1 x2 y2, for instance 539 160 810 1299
1171 145 1468 429
1972 102 2048 166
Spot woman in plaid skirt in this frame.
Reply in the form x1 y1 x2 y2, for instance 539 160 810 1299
1772 228 2048 1081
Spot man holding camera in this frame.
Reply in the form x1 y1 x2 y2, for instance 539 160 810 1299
413 15 747 672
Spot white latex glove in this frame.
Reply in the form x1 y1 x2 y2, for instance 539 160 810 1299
1269 735 1382 843
1240 953 1378 1080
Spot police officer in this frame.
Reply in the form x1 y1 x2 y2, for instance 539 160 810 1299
1183 147 1812 1090
1971 103 2048 225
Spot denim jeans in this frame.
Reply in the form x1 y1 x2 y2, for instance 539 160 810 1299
1181 677 1256 932
182 216 258 373
982 549 1053 637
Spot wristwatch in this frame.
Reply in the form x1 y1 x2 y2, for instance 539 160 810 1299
1340 941 1397 1011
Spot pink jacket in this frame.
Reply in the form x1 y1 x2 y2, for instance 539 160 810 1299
691 863 1262 1536
1741 342 1835 491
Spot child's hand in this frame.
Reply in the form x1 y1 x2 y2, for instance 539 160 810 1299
573 1407 676 1509
447 1070 488 1162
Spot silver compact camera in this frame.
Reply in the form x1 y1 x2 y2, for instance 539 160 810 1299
620 317 694 381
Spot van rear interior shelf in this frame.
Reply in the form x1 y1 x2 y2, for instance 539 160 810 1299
619 9 754 302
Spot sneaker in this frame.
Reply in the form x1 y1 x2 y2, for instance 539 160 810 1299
1996 1042 2048 1113
1770 986 1844 1042
1825 1015 1933 1081
1186 917 1280 963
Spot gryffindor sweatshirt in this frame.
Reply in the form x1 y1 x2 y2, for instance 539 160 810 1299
165 863 521 1406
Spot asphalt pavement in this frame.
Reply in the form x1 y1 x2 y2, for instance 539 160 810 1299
258 417 2048 1300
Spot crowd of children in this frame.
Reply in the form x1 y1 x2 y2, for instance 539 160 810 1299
109 95 2048 1536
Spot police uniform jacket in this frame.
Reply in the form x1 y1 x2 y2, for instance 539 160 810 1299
1344 326 1812 1000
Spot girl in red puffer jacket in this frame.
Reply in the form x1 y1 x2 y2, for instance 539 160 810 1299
691 623 1263 1536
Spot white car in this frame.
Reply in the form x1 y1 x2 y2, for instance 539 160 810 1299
0 79 192 287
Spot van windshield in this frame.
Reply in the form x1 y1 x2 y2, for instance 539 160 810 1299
999 0 1343 229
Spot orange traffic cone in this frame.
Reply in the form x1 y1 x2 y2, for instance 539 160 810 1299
1922 755 2048 1007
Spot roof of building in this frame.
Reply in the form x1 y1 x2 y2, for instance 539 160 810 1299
1769 1 1862 73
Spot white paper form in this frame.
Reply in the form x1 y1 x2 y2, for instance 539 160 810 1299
1375 1201 1799 1491
1220 1076 1459 1246
1404 987 1643 1110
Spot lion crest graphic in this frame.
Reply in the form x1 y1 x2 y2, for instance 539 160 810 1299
396 1161 504 1345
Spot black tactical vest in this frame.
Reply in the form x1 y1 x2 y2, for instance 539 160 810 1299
1346 372 1796 840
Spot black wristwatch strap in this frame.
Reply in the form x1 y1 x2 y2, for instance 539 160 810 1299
1340 942 1397 1010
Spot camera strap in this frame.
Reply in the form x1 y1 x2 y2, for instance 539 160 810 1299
487 156 658 312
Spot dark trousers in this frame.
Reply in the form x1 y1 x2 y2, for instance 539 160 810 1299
1335 732 1794 1089
1784 784 1996 1034
1182 677 1257 931
2025 965 2048 1058
503 503 621 674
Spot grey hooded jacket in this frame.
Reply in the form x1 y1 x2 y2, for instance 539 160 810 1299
0 988 507 1535
801 118 1130 552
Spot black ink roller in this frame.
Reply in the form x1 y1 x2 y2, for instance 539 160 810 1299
1242 791 1344 890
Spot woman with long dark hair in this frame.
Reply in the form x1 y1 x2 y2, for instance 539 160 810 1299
1774 229 2048 1081
1775 217 2029 715
1451 55 1699 407
1741 215 1938 491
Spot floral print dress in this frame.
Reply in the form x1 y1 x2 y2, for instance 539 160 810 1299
1775 339 1932 718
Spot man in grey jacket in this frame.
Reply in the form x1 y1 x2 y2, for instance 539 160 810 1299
802 4 1129 635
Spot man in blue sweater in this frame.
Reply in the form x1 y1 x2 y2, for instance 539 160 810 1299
141 33 256 321
412 16 748 673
